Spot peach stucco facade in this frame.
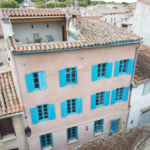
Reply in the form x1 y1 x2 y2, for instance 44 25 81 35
12 43 137 150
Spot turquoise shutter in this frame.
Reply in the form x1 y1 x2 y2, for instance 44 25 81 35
92 65 97 81
91 94 96 110
76 98 82 114
128 59 135 74
59 69 66 87
123 86 130 101
30 107 39 124
75 68 78 84
76 126 78 140
114 61 120 77
25 73 34 92
50 134 53 147
100 119 104 133
38 71 47 90
48 103 56 120
111 89 116 105
67 129 69 143
106 62 113 78
60 101 67 118
104 91 110 106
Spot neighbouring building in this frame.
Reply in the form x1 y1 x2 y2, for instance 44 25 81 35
0 21 8 66
132 0 150 47
21 0 35 9
127 44 150 129
0 8 142 150
0 65 26 150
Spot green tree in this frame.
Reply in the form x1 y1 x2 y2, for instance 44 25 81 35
78 1 87 7
0 0 19 8
15 0 24 4
35 1 45 7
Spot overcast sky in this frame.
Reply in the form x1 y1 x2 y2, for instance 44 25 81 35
104 0 137 3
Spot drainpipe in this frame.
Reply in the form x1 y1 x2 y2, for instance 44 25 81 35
21 114 29 150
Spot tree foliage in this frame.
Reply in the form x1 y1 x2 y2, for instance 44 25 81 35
0 0 19 8
15 0 24 4
78 1 87 7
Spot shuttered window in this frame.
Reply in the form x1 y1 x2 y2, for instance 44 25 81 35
40 133 53 149
67 126 78 143
94 119 104 134
30 103 56 124
61 98 82 118
143 82 150 95
114 59 135 77
91 91 110 110
92 62 113 81
25 71 47 92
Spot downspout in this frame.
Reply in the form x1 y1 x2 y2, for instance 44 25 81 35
21 114 29 150
126 41 142 130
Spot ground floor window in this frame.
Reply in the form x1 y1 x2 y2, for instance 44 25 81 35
67 126 78 142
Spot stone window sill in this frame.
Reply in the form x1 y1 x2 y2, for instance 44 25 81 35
1 133 16 142
67 139 78 145
43 146 53 150
94 132 102 137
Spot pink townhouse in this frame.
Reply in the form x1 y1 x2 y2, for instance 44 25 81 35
1 8 142 150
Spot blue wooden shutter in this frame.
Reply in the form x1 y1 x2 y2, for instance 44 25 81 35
123 86 130 101
75 68 78 84
76 126 78 140
30 107 39 124
25 73 34 92
38 71 47 90
100 119 104 133
60 101 67 118
92 65 97 81
48 103 56 120
104 91 110 106
50 133 53 147
111 89 116 105
59 69 66 87
91 94 96 110
106 62 113 78
76 98 82 114
128 59 135 74
67 129 69 143
114 61 120 77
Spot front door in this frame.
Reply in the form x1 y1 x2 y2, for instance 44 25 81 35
109 120 119 136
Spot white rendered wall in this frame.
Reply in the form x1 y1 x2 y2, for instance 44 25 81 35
132 1 150 47
127 82 150 129
12 21 64 44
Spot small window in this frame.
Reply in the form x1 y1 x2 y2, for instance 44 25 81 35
94 120 103 134
40 133 53 149
66 68 76 84
143 82 150 95
67 126 78 142
115 88 124 101
111 18 113 22
96 92 105 107
0 62 3 66
114 17 116 22
97 63 107 78
67 99 76 114
119 60 128 74
105 18 107 22
131 120 133 124
33 73 39 89
37 104 48 121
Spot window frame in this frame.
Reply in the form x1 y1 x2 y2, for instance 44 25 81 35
32 72 40 91
143 81 150 95
115 87 124 103
94 120 103 134
67 99 77 116
40 133 53 149
97 63 107 80
65 67 77 86
118 59 129 76
95 92 105 108
67 126 78 142
37 104 49 122
0 62 3 66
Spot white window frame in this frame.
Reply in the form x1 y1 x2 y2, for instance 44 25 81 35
143 81 150 95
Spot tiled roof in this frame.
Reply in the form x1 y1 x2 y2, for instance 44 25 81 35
0 65 24 116
0 21 4 37
6 16 141 54
128 2 137 10
138 0 150 4
134 44 150 84
1 8 70 19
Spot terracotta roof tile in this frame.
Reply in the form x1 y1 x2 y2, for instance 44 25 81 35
50 44 54 50
46 44 50 50
0 65 24 116
138 0 150 4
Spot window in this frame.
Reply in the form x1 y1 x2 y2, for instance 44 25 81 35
91 91 110 110
111 86 130 105
40 133 53 149
114 59 135 77
105 18 107 22
0 62 3 66
59 67 77 87
67 126 78 142
94 119 104 134
30 103 56 124
67 99 76 114
92 62 113 81
111 18 113 22
61 98 82 118
25 71 47 92
0 118 15 140
96 92 105 107
143 82 150 95
114 17 116 22
37 104 48 121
